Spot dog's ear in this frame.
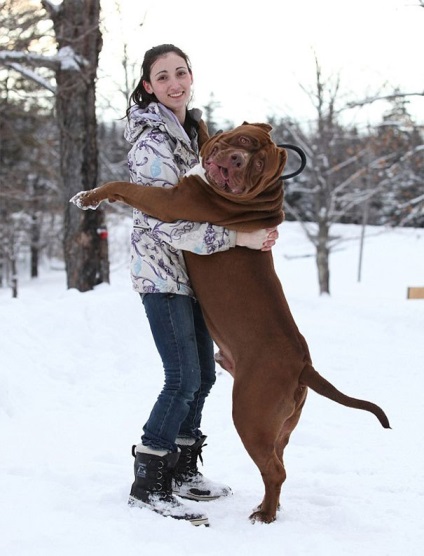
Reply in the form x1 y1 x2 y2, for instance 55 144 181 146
198 118 211 149
279 147 288 177
200 129 223 158
241 122 273 134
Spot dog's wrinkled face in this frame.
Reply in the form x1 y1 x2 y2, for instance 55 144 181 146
201 123 287 198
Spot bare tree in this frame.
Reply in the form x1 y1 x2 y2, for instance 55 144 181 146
274 57 408 295
0 0 57 295
96 1 146 113
0 0 109 292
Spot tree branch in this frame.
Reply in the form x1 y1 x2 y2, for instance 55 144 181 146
4 62 56 92
0 47 88 71
0 46 90 92
343 91 424 111
0 51 60 70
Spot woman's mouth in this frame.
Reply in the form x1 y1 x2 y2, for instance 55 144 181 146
169 91 184 99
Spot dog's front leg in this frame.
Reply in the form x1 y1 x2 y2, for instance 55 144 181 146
70 186 112 210
70 181 136 210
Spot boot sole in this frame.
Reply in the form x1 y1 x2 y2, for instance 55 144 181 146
174 490 222 501
128 495 209 527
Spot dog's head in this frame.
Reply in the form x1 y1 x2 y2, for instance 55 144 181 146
200 123 287 199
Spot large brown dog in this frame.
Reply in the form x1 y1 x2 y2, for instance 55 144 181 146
71 123 390 524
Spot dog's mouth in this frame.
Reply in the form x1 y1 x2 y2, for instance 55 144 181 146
204 161 244 194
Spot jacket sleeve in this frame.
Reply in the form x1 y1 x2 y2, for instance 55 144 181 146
130 128 236 254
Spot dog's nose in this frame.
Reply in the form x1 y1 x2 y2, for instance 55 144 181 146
230 152 247 168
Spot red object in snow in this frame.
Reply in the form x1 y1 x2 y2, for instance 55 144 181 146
97 227 108 240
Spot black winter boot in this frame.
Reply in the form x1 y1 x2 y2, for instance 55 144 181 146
173 436 232 501
128 445 208 526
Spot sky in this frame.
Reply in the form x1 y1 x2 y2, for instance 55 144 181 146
1 217 424 555
97 0 424 128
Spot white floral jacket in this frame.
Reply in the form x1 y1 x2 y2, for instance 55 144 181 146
125 102 236 297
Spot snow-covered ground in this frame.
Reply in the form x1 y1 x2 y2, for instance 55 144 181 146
1 219 423 555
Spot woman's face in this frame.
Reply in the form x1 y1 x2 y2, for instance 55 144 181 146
143 52 193 121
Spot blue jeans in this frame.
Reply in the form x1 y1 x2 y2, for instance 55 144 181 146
141 293 216 453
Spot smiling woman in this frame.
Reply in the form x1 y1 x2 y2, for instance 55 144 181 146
139 52 193 124
91 43 278 526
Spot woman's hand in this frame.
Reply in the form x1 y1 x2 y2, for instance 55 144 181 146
236 227 279 251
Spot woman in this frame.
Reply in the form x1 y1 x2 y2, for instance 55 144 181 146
125 44 277 525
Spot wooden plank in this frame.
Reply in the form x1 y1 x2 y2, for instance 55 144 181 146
407 287 424 299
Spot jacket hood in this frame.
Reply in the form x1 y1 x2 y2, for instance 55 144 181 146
124 102 203 146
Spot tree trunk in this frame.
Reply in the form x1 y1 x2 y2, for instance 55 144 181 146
30 213 39 278
29 177 40 279
10 253 18 298
48 0 109 291
316 221 330 295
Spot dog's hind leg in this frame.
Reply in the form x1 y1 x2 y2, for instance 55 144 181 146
275 385 308 461
257 386 308 522
232 380 308 524
232 383 295 523
248 450 285 524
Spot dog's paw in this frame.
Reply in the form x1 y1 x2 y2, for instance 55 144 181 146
69 191 100 210
249 509 276 524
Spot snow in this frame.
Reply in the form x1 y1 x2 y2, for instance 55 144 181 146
1 219 423 556
57 46 89 71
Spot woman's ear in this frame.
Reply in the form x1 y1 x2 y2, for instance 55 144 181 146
142 80 153 94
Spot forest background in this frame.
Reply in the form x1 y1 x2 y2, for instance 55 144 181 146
0 0 423 298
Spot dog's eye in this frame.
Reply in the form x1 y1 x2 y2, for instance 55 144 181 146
255 159 264 171
239 136 250 145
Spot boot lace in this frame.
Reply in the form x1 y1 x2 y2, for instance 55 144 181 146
174 442 205 483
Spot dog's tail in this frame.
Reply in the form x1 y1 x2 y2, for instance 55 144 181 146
300 363 391 429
